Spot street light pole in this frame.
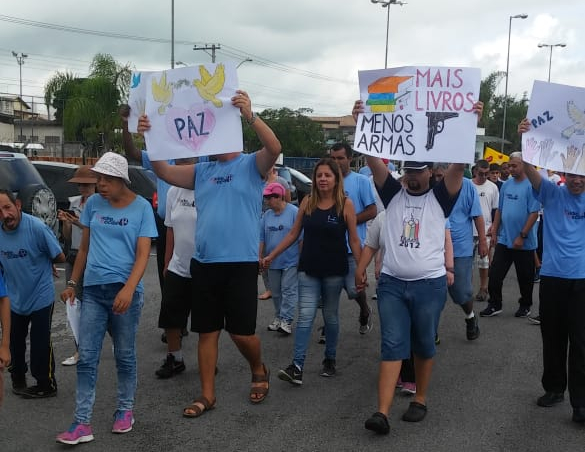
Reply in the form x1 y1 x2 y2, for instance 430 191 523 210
537 43 566 82
237 58 253 69
12 51 28 143
171 0 175 68
371 0 406 69
500 14 527 153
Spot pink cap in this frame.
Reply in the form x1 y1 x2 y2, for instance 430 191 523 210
263 182 285 197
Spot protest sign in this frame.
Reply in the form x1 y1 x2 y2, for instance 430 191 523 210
140 62 242 160
484 146 509 165
523 80 585 175
354 66 481 164
127 70 152 133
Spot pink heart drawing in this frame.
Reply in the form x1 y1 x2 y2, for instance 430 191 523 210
166 105 216 151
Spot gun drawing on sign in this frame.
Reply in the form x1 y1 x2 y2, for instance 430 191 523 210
425 112 459 150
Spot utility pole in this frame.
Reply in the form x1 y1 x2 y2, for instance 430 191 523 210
12 51 28 144
193 44 221 63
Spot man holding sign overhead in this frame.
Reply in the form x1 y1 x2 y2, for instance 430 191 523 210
138 87 281 417
353 94 483 435
518 80 585 423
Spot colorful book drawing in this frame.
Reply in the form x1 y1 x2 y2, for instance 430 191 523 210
366 76 413 112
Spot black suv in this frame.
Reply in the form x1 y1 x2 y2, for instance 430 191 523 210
32 161 157 212
0 150 58 233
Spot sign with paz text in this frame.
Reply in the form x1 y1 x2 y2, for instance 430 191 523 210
141 62 243 160
523 80 585 176
353 66 481 164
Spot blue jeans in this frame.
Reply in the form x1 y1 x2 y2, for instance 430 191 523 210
74 284 143 424
293 272 344 369
447 256 473 305
377 274 447 360
268 266 298 323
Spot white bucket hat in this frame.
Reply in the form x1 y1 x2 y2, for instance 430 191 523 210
91 152 131 184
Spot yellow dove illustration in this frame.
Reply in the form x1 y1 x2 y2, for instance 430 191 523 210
193 63 225 108
152 72 173 114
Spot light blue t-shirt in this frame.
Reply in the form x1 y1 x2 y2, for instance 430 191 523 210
260 203 300 269
535 179 585 278
0 213 63 315
0 271 6 298
81 194 157 293
194 153 264 263
141 150 173 219
498 177 540 250
343 171 376 249
448 178 483 257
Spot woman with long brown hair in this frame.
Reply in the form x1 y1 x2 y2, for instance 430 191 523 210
263 158 361 384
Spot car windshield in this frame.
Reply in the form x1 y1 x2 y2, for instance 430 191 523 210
0 157 45 191
287 167 312 184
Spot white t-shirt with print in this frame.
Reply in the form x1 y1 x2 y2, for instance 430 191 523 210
165 187 197 278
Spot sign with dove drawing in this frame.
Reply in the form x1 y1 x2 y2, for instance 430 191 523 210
139 62 242 160
523 81 585 175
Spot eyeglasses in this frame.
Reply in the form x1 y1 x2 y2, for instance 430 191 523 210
263 194 279 199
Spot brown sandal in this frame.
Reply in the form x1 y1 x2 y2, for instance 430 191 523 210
250 363 270 404
182 396 216 418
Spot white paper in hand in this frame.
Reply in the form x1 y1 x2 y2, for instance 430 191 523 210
66 298 82 345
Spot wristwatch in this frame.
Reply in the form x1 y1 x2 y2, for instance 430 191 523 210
520 232 528 239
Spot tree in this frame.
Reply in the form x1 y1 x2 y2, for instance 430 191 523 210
479 71 529 154
243 107 325 157
44 54 132 155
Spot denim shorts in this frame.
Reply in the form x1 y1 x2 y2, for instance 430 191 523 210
447 256 474 305
376 273 447 360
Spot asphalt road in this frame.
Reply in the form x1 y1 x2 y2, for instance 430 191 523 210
0 253 583 452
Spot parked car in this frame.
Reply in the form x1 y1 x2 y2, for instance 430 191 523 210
32 161 157 213
0 151 58 233
276 165 312 204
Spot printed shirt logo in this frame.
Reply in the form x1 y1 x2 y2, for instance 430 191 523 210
327 214 340 224
505 193 519 201
211 174 234 185
96 214 129 226
179 198 195 207
1 249 28 259
268 224 285 232
400 212 420 248
565 209 585 220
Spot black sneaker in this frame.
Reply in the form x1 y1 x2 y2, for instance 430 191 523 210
11 374 27 395
320 359 336 377
365 412 390 435
480 304 502 317
155 353 186 379
536 392 564 407
278 364 303 385
465 315 480 340
20 385 57 399
514 306 531 318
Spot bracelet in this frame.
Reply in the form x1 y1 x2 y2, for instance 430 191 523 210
66 280 77 288
246 112 257 125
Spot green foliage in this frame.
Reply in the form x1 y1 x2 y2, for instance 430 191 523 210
244 107 325 157
479 70 529 154
44 54 132 153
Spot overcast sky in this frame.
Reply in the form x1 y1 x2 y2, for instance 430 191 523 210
0 0 582 117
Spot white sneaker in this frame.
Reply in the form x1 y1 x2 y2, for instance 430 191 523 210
61 355 79 366
267 318 280 331
278 320 292 335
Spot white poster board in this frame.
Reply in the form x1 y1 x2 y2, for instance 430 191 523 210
354 66 481 164
127 71 153 133
523 80 585 175
140 62 243 160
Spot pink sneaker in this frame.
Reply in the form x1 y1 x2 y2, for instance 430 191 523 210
56 423 94 445
401 382 416 395
112 410 135 433
395 376 403 389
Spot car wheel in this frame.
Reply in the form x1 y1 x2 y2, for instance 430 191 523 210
18 184 58 234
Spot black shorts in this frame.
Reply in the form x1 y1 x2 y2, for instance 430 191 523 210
158 270 192 329
190 259 258 335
